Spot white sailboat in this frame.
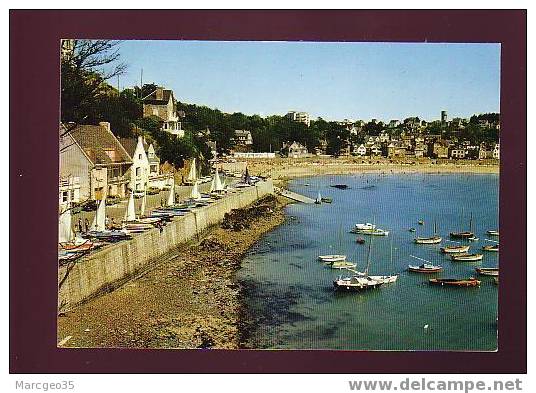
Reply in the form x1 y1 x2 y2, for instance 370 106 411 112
209 176 215 193
186 158 197 185
124 191 136 222
214 168 224 192
140 190 147 217
91 197 107 231
167 181 175 207
190 180 201 200
58 206 74 244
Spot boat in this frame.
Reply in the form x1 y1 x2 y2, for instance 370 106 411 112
414 220 442 244
429 278 481 287
450 211 475 239
329 261 357 269
314 192 322 204
408 264 443 273
333 231 396 290
450 253 484 262
356 238 365 244
352 227 389 236
184 158 198 185
354 223 376 231
321 197 333 203
318 254 346 263
407 255 443 273
482 244 499 252
418 220 424 225
475 267 499 276
440 245 470 254
330 184 349 189
58 205 95 251
468 236 479 242
487 230 499 236
333 275 384 291
409 228 416 232
190 180 202 201
414 236 442 244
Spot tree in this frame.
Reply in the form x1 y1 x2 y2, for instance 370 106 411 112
61 40 126 124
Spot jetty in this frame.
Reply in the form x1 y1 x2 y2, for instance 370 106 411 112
275 187 316 204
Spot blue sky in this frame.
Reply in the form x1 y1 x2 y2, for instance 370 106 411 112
114 40 500 122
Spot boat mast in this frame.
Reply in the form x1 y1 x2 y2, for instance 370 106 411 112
365 227 373 275
469 212 473 233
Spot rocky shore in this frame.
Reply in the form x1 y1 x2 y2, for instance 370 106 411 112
57 194 290 349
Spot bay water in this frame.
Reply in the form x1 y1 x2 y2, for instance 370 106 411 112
237 173 499 350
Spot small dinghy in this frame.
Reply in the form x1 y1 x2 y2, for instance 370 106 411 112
429 277 481 287
318 254 346 263
482 244 499 252
475 267 499 276
330 184 349 190
487 230 499 236
329 261 357 270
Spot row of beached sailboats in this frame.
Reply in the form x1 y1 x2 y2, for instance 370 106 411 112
59 160 256 264
316 214 499 291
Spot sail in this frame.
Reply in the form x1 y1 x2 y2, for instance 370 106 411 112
125 192 136 222
186 158 197 182
209 176 215 193
140 191 146 217
214 168 223 191
222 177 227 190
316 192 321 202
91 197 106 231
167 181 175 207
190 180 201 200
58 207 74 243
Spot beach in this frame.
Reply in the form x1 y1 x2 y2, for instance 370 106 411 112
242 157 499 185
57 194 289 349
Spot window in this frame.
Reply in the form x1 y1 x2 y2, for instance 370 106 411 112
138 153 142 159
136 167 141 176
62 191 68 202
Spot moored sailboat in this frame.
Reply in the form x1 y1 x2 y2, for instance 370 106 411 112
450 211 475 239
414 219 442 244
440 244 470 254
407 255 443 273
450 253 484 262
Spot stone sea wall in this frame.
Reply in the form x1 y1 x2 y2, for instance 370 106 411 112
58 180 274 311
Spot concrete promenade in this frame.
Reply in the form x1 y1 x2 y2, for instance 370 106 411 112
58 180 274 312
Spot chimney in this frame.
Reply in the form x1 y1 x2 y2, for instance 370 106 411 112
155 86 164 100
99 122 111 131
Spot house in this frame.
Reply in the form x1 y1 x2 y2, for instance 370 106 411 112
119 136 174 191
387 142 407 158
233 130 253 146
286 111 310 127
414 144 426 158
367 143 382 156
478 142 493 159
287 141 310 158
379 131 390 143
428 141 450 159
388 120 400 128
354 144 367 156
493 143 500 159
60 122 132 201
59 176 81 210
142 86 184 137
449 146 467 159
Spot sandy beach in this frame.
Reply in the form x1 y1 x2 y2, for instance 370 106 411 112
242 157 499 185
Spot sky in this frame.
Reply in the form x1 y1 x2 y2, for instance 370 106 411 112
113 40 500 122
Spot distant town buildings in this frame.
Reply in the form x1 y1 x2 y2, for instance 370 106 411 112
441 110 448 124
286 111 310 127
142 86 184 137
286 141 311 158
233 130 253 146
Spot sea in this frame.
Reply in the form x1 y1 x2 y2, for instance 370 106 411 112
237 173 499 351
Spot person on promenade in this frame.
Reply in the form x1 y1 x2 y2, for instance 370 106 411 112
77 218 83 234
84 218 90 233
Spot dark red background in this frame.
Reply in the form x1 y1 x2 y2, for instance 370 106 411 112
10 10 526 373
